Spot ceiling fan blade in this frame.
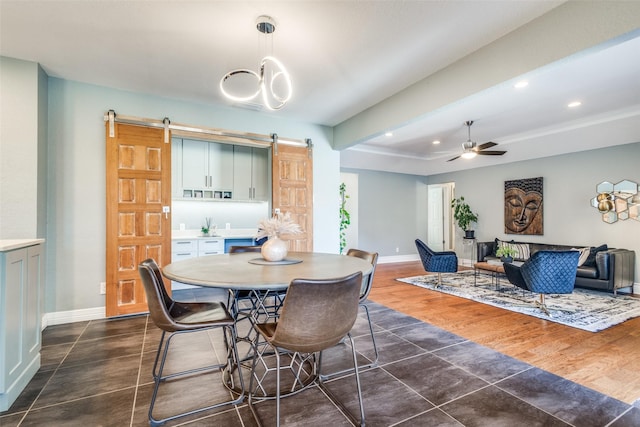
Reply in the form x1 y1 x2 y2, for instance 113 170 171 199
475 141 497 151
476 150 506 156
447 155 461 162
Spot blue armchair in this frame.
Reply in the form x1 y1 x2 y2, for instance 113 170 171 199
503 250 580 315
415 239 458 286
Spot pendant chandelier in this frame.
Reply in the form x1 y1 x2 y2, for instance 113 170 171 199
220 16 293 111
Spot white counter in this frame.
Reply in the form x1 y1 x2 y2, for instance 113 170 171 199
0 238 45 252
172 229 258 240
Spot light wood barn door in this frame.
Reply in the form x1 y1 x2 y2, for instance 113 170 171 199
106 123 171 317
272 144 313 251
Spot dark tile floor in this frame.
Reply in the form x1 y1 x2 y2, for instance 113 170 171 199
2 286 640 427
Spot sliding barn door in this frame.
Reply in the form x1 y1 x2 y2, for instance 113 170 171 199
106 123 172 317
272 144 313 251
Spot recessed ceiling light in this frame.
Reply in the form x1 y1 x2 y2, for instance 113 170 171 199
568 101 582 108
432 140 440 145
514 80 529 89
385 131 393 137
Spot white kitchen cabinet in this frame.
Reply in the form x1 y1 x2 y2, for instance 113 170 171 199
198 238 224 256
233 145 269 201
1 241 43 411
178 139 233 199
170 239 197 290
171 239 197 259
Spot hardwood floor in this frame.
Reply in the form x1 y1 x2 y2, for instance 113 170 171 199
368 261 640 404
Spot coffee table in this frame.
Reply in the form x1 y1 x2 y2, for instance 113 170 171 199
474 261 506 289
474 260 523 290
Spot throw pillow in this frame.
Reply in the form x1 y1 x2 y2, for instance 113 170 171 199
571 247 591 266
496 239 530 261
582 244 608 267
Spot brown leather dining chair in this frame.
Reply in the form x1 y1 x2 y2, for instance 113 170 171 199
138 259 244 427
347 248 379 368
322 248 380 380
226 244 286 329
248 272 366 427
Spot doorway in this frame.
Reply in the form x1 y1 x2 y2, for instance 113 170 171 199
427 183 454 251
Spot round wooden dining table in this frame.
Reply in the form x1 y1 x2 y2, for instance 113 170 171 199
162 251 373 291
162 251 374 397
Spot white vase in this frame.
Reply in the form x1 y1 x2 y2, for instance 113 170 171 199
261 236 288 262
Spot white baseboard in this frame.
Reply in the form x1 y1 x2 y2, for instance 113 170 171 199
378 254 420 264
42 306 106 328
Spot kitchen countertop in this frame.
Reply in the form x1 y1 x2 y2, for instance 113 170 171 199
172 229 258 240
0 239 45 252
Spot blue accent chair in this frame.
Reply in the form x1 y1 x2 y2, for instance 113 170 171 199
503 250 580 315
415 239 458 286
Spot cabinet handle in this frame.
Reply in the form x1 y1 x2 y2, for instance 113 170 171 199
176 241 191 245
176 252 191 256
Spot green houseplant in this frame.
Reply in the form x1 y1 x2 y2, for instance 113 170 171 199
496 246 518 263
201 217 212 236
451 196 478 238
339 183 351 254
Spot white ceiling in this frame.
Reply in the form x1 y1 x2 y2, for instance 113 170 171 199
2 1 639 175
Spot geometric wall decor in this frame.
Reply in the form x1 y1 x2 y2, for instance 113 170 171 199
590 180 640 223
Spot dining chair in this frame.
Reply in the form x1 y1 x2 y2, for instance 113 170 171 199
322 248 379 380
138 259 244 427
248 272 366 427
227 244 287 363
227 245 263 318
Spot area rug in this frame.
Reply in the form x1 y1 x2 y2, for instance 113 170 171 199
397 271 640 332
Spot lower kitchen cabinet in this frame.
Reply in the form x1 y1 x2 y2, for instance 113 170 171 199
0 241 43 411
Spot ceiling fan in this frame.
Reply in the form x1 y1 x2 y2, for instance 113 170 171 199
447 121 506 161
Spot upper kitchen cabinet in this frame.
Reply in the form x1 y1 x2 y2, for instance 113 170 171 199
175 138 233 199
172 138 269 202
233 145 269 201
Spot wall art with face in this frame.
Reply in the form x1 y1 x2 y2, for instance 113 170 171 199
504 177 543 235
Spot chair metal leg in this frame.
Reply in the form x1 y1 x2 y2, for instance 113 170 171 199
149 326 245 427
360 303 378 368
318 333 366 426
320 303 378 381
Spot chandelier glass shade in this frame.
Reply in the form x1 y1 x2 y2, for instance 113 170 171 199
220 16 292 111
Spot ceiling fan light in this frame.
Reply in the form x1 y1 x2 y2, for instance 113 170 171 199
461 151 477 159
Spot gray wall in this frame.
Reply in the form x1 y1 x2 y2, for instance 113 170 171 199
341 168 428 256
0 57 47 239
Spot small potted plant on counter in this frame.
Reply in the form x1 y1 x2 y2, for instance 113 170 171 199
496 246 518 263
201 217 212 237
451 196 478 239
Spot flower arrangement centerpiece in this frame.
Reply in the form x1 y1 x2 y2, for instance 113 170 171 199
256 212 301 261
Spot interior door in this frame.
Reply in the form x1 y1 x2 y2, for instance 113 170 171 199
427 185 445 251
428 183 454 251
106 123 172 317
271 143 313 251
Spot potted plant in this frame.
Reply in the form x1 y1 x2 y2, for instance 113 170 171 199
496 246 518 263
201 217 212 236
451 196 478 238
